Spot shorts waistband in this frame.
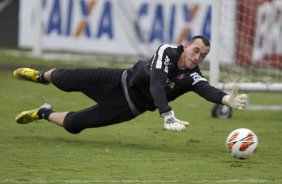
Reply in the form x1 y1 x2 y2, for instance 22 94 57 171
121 70 141 116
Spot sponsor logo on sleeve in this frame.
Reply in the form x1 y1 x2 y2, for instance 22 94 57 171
190 72 207 85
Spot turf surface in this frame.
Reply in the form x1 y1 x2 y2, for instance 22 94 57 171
0 56 281 184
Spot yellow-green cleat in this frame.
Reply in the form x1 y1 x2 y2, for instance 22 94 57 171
13 68 50 84
15 103 52 124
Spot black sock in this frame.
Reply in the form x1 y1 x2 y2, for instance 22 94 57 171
38 72 50 84
38 108 53 120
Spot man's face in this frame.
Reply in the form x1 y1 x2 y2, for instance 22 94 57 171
183 39 210 69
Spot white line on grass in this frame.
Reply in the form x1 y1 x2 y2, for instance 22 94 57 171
0 179 273 183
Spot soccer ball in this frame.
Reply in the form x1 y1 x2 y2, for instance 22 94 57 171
226 128 258 159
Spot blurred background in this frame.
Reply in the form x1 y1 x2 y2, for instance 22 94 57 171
1 0 281 62
0 0 214 62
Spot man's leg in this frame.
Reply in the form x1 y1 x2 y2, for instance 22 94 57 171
13 68 133 134
15 103 70 126
13 68 54 84
48 112 68 127
62 104 135 134
14 68 68 126
43 69 55 82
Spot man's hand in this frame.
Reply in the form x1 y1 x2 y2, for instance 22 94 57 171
161 110 189 131
222 85 247 110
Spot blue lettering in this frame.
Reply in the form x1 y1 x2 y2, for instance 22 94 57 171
66 0 73 36
79 0 91 37
97 1 113 39
169 5 176 43
183 5 190 22
182 5 192 41
47 0 62 35
135 3 148 42
149 4 164 43
202 5 211 40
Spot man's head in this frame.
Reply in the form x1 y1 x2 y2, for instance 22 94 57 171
180 35 210 70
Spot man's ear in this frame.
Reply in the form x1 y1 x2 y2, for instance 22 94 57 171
183 43 189 48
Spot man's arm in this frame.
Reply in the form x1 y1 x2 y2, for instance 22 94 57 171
193 81 227 104
149 44 174 114
149 69 171 113
150 45 189 131
194 81 247 110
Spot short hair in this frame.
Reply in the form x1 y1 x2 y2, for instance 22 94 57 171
189 35 210 47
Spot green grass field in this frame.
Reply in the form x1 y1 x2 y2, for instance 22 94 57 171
0 54 282 184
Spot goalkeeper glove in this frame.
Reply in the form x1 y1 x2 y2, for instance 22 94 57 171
222 85 247 110
161 110 189 131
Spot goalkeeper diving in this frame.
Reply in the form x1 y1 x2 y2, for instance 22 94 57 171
13 35 247 133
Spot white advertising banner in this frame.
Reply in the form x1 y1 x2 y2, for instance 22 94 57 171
19 0 214 57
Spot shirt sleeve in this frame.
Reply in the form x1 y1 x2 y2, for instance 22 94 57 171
193 80 227 104
149 45 176 114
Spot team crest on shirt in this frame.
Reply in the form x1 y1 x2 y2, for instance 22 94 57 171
176 74 185 80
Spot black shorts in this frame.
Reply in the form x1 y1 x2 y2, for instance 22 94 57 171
51 68 136 134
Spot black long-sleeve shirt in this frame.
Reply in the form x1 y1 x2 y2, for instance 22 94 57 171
126 44 227 114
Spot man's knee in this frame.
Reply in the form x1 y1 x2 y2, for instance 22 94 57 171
51 69 77 92
63 112 83 134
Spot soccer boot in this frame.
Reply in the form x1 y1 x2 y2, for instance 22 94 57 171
13 68 50 84
15 103 52 124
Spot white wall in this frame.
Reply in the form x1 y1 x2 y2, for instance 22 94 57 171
19 0 235 63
